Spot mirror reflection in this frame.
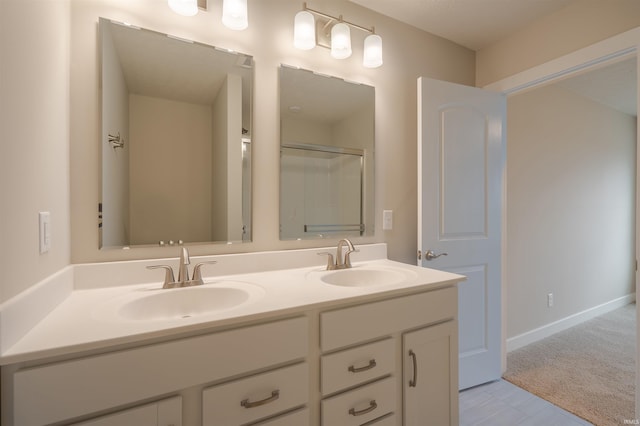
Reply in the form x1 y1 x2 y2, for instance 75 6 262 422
279 65 375 240
99 18 252 249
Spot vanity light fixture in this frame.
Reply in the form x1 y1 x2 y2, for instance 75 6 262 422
168 0 248 31
293 2 383 68
222 0 248 30
330 22 352 59
293 10 316 50
168 0 198 16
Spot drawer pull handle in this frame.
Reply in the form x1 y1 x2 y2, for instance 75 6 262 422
409 349 418 387
240 390 280 408
348 359 377 373
349 399 377 416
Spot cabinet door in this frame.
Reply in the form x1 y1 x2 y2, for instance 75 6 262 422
72 396 181 426
403 321 458 426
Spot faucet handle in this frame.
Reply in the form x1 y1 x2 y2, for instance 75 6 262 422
191 261 217 285
318 252 336 270
146 265 176 289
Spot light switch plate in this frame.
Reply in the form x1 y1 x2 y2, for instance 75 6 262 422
383 210 393 230
39 212 51 253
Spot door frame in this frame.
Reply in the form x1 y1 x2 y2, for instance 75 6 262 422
484 26 640 416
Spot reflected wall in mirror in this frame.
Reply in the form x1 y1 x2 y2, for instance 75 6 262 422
279 65 375 240
100 18 252 249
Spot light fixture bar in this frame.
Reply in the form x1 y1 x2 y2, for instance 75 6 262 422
302 2 375 35
294 2 383 67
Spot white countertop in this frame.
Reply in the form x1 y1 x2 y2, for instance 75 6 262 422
0 245 464 365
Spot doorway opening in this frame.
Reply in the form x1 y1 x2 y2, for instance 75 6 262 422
487 30 639 423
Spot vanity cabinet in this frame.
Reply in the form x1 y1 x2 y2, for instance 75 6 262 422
71 397 181 426
3 269 460 426
320 286 458 426
9 317 307 426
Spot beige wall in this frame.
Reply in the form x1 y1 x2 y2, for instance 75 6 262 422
69 0 475 265
477 0 640 87
507 83 636 338
0 0 71 303
129 95 213 245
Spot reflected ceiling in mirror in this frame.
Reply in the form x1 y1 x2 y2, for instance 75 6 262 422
279 65 375 240
100 18 253 249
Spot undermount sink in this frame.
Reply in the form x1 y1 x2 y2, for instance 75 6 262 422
318 266 417 287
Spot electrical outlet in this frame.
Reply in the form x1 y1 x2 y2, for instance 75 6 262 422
547 293 554 308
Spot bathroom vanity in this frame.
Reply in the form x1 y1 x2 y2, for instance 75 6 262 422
0 244 463 426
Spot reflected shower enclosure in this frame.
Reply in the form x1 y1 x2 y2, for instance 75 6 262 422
279 65 374 240
281 144 364 239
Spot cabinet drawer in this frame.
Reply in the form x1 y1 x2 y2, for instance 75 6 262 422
321 287 456 351
203 362 308 425
321 376 395 426
366 413 396 425
252 407 309 425
14 317 307 426
321 338 395 395
71 396 181 426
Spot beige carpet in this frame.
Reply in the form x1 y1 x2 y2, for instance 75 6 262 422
503 303 636 426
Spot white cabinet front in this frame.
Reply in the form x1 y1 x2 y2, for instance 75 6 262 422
202 362 308 425
321 338 395 396
252 407 309 425
71 396 181 426
321 376 395 426
403 321 458 426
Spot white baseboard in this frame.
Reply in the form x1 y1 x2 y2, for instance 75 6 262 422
506 293 636 352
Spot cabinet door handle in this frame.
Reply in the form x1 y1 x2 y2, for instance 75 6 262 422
348 399 377 416
409 349 418 387
348 359 377 373
240 390 280 408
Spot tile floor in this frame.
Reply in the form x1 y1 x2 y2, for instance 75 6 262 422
459 379 593 426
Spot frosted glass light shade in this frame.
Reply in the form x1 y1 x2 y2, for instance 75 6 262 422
222 0 248 30
331 23 352 59
168 0 198 16
363 34 383 68
294 11 316 50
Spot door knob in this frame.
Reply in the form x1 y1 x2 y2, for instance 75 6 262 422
425 250 448 260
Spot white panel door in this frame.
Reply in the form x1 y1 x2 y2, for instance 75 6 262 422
417 77 505 390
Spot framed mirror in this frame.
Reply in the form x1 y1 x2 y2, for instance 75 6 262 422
99 18 252 249
279 65 375 240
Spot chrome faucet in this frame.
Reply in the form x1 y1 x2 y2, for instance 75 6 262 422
319 239 359 270
147 248 216 289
